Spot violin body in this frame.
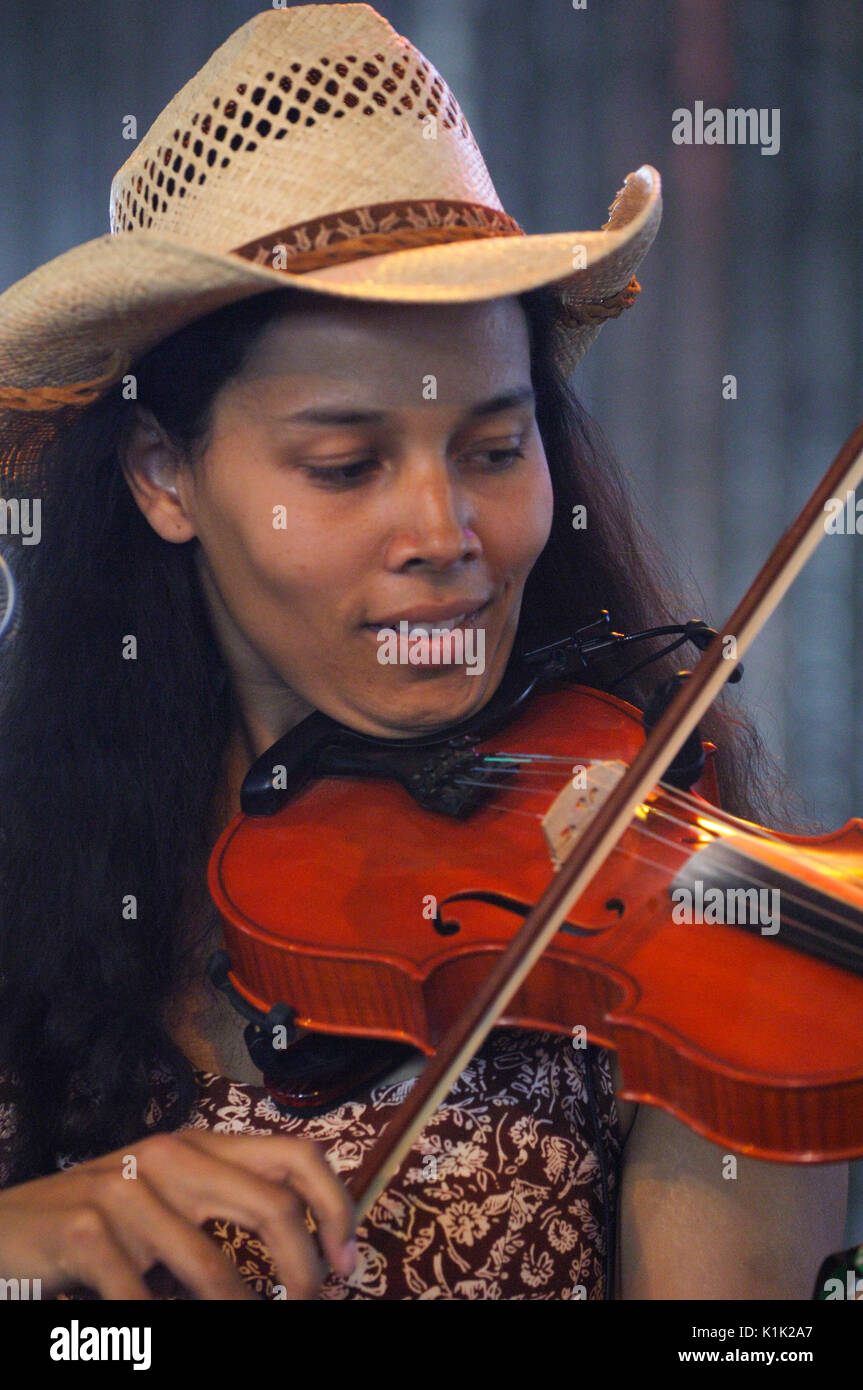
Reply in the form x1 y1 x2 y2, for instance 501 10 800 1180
208 682 863 1162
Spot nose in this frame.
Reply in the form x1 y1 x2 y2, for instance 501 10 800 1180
385 459 481 571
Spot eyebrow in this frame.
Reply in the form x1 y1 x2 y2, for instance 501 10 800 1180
267 385 536 428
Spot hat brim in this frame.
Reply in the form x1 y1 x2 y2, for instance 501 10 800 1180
0 165 661 398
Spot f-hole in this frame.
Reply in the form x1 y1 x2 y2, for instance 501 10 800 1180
433 912 461 936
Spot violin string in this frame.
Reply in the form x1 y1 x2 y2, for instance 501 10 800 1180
470 764 863 958
447 778 689 872
477 754 731 829
573 836 686 882
629 805 863 927
455 778 855 932
650 782 775 840
494 759 767 834
472 753 808 881
478 751 777 841
455 764 863 933
586 791 863 928
455 770 723 863
480 754 609 767
472 779 863 938
483 795 701 884
473 750 849 886
750 906 863 961
473 799 709 882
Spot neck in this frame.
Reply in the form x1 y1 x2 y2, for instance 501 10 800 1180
195 547 314 764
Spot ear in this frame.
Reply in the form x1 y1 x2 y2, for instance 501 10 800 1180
122 406 197 543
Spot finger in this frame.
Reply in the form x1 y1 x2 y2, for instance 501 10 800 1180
93 1174 258 1302
179 1132 357 1277
137 1135 330 1298
252 1189 328 1300
51 1205 153 1301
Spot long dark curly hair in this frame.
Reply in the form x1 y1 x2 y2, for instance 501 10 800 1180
0 284 780 1185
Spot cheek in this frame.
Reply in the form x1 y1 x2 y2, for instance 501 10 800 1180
501 459 555 577
205 483 339 603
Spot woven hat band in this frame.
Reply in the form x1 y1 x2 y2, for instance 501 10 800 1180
558 276 641 326
230 198 525 273
0 350 132 414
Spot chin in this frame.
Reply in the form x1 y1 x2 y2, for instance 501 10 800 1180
360 667 501 738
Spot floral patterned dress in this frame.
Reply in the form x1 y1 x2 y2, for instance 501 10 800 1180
0 1029 622 1300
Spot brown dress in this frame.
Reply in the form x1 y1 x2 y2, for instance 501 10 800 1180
0 1029 621 1300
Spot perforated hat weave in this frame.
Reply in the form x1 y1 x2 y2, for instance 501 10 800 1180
0 3 662 491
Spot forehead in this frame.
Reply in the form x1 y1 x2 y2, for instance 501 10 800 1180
226 294 532 409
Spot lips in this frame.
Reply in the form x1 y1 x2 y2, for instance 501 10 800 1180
365 598 491 630
402 613 471 634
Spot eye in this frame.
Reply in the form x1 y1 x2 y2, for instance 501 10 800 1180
299 442 527 488
301 458 379 488
475 447 525 467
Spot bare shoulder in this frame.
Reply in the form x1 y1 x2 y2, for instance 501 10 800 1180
617 1098 849 1299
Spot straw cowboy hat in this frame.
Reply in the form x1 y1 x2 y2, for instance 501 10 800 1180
0 3 662 487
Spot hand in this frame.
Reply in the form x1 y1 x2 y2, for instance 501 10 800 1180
0 1130 357 1300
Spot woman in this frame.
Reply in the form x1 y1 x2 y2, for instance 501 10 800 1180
0 6 847 1300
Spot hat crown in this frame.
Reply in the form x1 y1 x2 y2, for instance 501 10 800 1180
109 4 503 253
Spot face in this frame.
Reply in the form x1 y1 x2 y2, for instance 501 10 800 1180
126 294 554 748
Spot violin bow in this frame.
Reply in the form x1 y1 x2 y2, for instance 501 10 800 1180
349 416 863 1220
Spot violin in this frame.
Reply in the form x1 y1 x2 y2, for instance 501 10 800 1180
209 670 863 1154
208 414 863 1216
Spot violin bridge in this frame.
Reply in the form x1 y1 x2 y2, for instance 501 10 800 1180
541 760 628 870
